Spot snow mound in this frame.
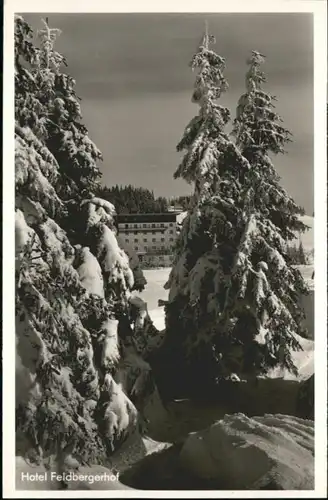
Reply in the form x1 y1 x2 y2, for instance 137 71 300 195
108 432 171 475
180 413 314 490
139 268 170 328
148 308 166 331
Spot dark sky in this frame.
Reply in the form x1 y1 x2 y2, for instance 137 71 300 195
23 13 314 213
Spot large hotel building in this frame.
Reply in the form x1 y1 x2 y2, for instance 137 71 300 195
116 210 185 267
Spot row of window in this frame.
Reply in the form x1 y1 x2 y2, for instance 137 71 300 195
123 222 175 229
126 238 174 244
124 230 175 236
135 246 166 252
124 229 174 235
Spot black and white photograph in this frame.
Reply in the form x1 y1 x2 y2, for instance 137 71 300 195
3 0 327 496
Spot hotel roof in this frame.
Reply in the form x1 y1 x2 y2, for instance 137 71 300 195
116 213 180 223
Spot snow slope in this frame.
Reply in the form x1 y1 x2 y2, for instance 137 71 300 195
180 413 314 489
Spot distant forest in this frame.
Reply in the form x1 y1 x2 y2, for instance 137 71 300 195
97 184 191 214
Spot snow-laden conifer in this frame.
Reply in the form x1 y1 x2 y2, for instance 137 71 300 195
15 127 140 466
161 31 251 392
230 51 310 364
233 51 308 239
160 35 308 397
15 16 150 470
37 18 103 200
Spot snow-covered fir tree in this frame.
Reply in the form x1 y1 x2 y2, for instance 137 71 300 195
156 34 308 398
287 239 308 265
232 51 308 239
230 50 309 344
15 16 153 471
39 18 102 201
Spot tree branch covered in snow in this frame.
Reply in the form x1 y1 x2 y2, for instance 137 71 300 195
161 37 310 396
232 50 308 239
15 16 155 471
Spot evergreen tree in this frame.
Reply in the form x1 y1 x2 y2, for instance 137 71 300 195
98 184 170 215
225 52 309 370
170 195 192 210
157 31 251 396
157 36 309 398
285 240 308 265
37 18 103 202
298 240 307 265
286 243 299 264
232 51 308 239
15 16 152 471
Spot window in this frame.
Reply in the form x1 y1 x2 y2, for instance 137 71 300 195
152 238 156 243
143 238 147 243
169 230 174 234
170 223 174 227
161 238 165 242
135 246 138 251
160 223 164 228
125 239 129 243
143 224 146 228
134 231 138 235
170 238 174 242
134 238 138 243
134 224 137 228
125 224 129 228
144 246 148 251
161 246 165 251
152 246 156 250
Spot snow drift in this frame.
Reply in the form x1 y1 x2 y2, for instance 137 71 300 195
180 413 314 490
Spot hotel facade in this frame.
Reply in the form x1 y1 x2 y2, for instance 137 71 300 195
116 211 185 267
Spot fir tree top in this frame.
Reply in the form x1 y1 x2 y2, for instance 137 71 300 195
232 51 308 239
189 24 228 108
37 18 63 71
233 50 292 157
174 28 249 201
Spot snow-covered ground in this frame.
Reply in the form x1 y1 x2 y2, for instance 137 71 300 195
15 225 315 492
16 435 170 491
179 413 314 489
119 412 314 490
140 268 170 330
15 263 315 491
